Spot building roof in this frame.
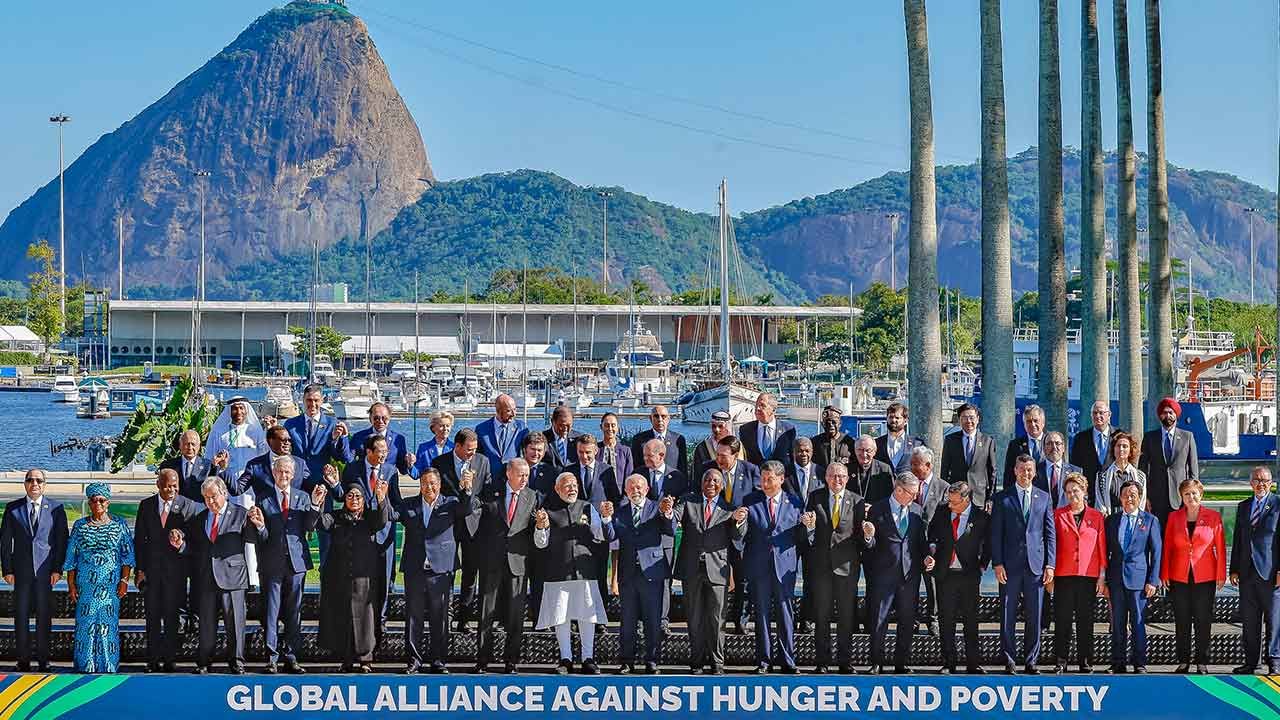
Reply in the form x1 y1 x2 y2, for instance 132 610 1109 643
275 334 462 357
0 326 39 342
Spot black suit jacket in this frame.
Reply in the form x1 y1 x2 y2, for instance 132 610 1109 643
811 432 854 468
1138 427 1199 513
864 498 927 583
673 492 743 585
875 432 924 474
639 466 688 501
133 494 200 583
738 419 798 466
470 484 540 577
784 460 827 499
1002 435 1048 490
940 431 997 508
181 505 265 591
564 461 620 505
1070 426 1121 506
803 487 870 577
1035 460 1083 508
926 506 992 581
541 429 583 468
630 429 688 478
430 452 492 499
847 459 894 503
159 455 222 503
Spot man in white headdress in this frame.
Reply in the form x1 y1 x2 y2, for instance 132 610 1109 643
205 397 268 588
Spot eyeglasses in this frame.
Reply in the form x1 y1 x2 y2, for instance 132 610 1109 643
88 497 109 504
24 477 45 485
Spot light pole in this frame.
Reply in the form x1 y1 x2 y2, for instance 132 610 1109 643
50 115 70 317
598 190 613 294
885 212 901 290
1245 207 1258 304
193 169 210 381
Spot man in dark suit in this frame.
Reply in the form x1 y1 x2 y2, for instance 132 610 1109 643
707 435 761 633
1138 397 1199 528
739 393 797 466
474 393 528 470
232 425 312 499
1069 401 1120 507
784 437 825 499
471 458 541 673
430 427 492 632
1036 431 1081 508
875 401 922 474
908 445 948 637
256 457 322 674
542 405 582 469
179 476 266 674
737 461 807 673
341 434 404 645
991 453 1056 674
863 472 923 673
674 469 744 674
940 403 997 510
160 430 224 502
349 401 414 475
630 405 688 478
1103 479 1162 673
397 467 479 674
811 406 854 468
1230 466 1280 675
1002 404 1049 491
849 435 894 503
692 411 735 475
134 469 200 672
926 480 992 674
804 462 872 672
284 384 351 565
565 434 619 604
0 468 68 672
638 436 685 630
515 433 558 495
611 474 675 674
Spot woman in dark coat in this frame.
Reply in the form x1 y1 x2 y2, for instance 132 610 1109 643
317 480 390 672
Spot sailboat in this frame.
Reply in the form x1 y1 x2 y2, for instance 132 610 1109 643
677 179 759 425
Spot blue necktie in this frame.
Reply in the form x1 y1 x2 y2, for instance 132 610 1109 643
1251 497 1265 524
964 434 973 464
1096 431 1107 465
1122 515 1134 551
1163 432 1174 464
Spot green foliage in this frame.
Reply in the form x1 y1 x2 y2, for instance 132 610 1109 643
0 350 40 366
62 281 95 338
0 297 25 325
110 377 217 472
25 240 62 360
0 280 26 299
288 325 349 363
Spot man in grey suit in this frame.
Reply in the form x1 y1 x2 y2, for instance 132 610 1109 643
940 403 997 511
1036 431 1081 508
911 446 948 637
179 476 266 674
674 468 744 674
1139 397 1199 529
134 469 200 672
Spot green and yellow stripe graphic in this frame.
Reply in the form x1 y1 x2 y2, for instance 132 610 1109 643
0 675 129 720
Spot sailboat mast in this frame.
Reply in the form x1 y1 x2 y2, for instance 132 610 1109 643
718 179 731 382
522 262 529 424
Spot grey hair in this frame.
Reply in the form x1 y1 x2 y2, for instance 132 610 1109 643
855 434 877 449
1023 404 1045 420
826 461 848 477
201 476 228 497
429 409 455 426
644 438 667 455
506 458 530 474
1044 430 1065 445
893 471 921 490
793 436 813 450
271 455 295 471
910 445 934 464
760 460 786 477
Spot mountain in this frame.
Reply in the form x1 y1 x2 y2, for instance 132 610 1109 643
0 1 430 288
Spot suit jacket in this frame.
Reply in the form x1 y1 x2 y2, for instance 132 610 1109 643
523 460 561 497
474 417 528 470
702 459 761 507
349 427 413 475
738 419 797 466
1230 493 1280 582
1138 427 1199 512
913 473 949 524
939 430 997 508
1002 434 1049 491
431 452 493 499
784 460 826 499
133 494 199 582
847 459 894 503
864 497 928 582
640 466 688 501
990 484 1057 577
341 458 404 549
612 500 675 584
410 438 455 479
1036 460 1083 509
811 431 855 469
1103 510 1162 590
875 432 924 474
630 429 688 478
927 506 991 582
159 455 221 503
397 492 480 577
1070 425 1121 506
598 442 634 495
674 493 743 585
283 413 350 478
803 487 870 577
181 504 265 591
255 487 320 578
232 452 311 500
1161 506 1226 585
564 461 620 506
470 483 540 576
1052 505 1107 577
0 498 68 580
541 428 583 468
739 490 807 587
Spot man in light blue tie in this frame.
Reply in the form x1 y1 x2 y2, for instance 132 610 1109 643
1103 479 1162 673
1229 466 1280 675
1069 401 1119 509
1002 405 1048 490
991 454 1056 674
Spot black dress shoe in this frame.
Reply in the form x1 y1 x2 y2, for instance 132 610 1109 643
1005 662 1018 675
867 666 883 675
15 662 30 673
229 664 247 675
797 621 813 635
731 620 746 635
1174 663 1190 673
894 666 910 674
711 665 725 675
690 666 704 675
284 661 306 675
754 664 769 675
582 659 601 675
471 663 488 674
1053 664 1066 674
264 662 279 674
405 662 421 675
838 664 854 674
643 661 658 675
339 663 353 673
556 659 571 675
813 665 828 674
36 663 50 674
617 664 633 675
781 666 799 675
502 662 518 674
1134 666 1147 674
1024 665 1041 675
358 664 373 674
1231 665 1257 675
1110 665 1127 674
145 663 160 673
967 666 986 675
162 662 178 673
1194 664 1208 675
193 666 208 675
432 662 450 675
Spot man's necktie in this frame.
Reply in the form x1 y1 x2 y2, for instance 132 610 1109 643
1164 432 1174 464
951 513 961 565
1122 515 1134 551
897 507 908 536
633 504 642 526
704 500 713 526
183 459 190 479
798 467 806 493
558 437 567 462
1022 490 1031 521
1096 431 1107 465
917 482 928 508
210 512 219 542
723 471 733 504
30 504 38 532
160 501 169 527
506 493 518 524
768 496 777 523
763 426 774 458
282 493 289 523
369 469 378 504
1030 437 1039 461
499 424 509 455
964 434 973 464
1050 464 1058 498
1252 497 1265 524
831 494 841 527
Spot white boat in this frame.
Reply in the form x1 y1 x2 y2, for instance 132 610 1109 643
680 382 757 424
427 359 454 385
50 375 79 403
389 361 417 381
559 390 594 410
75 377 111 419
331 379 380 420
313 355 340 388
260 384 300 419
514 389 539 410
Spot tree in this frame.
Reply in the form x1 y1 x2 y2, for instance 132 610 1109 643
1145 0 1173 426
1079 0 1109 417
980 0 1014 469
904 0 943 452
63 281 94 338
288 325 350 364
25 240 63 361
1038 0 1068 433
1114 0 1143 431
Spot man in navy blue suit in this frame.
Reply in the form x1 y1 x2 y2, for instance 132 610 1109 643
255 457 323 674
630 405 688 478
1230 466 1280 675
159 430 226 502
565 434 619 604
341 434 405 646
738 393 798 466
0 468 69 672
233 426 312 499
284 384 351 563
1103 479 1162 673
991 453 1056 675
349 402 414 475
475 394 528 471
541 405 582 469
737 461 806 674
863 472 922 674
611 473 675 674
397 467 479 674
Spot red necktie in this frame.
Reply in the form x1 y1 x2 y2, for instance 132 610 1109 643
704 500 713 526
282 493 289 522
369 469 378 503
951 514 961 566
506 493 518 524
769 497 777 523
160 502 169 527
210 512 219 542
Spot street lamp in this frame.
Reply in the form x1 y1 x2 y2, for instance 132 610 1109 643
50 114 71 317
598 191 613 293
193 169 211 382
885 212 901 290
1245 207 1258 305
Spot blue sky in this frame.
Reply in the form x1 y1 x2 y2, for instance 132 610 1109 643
1 0 1276 217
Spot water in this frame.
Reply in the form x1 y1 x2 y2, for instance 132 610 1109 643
0 388 817 472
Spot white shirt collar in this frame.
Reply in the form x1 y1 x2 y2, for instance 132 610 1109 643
26 495 41 505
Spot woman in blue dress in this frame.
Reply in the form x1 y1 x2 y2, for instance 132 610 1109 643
63 482 135 673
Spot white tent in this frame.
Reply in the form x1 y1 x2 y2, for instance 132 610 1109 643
476 342 562 374
0 325 42 352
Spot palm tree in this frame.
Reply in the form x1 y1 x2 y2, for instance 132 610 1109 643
1145 0 1172 422
980 0 1013 466
904 0 943 453
1038 0 1068 433
1114 0 1142 431
1079 0 1108 417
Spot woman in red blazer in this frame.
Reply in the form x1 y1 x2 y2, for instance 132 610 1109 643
1160 479 1226 674
1051 473 1108 673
